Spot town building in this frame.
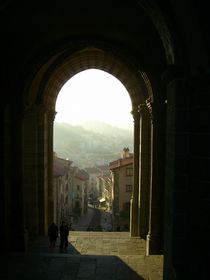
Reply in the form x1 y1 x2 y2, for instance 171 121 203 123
71 168 89 217
109 148 133 231
84 165 109 204
53 154 89 226
53 154 73 226
97 175 112 210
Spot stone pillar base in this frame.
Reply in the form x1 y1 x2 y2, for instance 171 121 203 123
130 197 139 237
146 232 163 255
146 232 151 256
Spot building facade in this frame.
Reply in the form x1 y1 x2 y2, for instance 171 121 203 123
53 155 89 225
97 175 112 210
110 149 133 231
72 168 89 217
53 154 74 226
85 165 109 204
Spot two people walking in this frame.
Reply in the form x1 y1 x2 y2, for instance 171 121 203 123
48 221 69 252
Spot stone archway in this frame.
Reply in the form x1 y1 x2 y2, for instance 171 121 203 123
2 0 209 278
22 42 167 256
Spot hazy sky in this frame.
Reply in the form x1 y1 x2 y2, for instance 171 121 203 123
55 69 133 129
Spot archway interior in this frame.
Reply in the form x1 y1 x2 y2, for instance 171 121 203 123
23 44 165 258
39 47 148 111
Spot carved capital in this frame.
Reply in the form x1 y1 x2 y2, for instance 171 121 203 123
145 97 154 122
138 97 154 122
46 108 57 123
131 105 140 123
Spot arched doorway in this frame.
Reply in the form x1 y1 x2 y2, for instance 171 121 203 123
22 42 167 256
2 0 209 278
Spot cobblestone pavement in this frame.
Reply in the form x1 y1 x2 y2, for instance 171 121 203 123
0 209 163 280
0 232 163 280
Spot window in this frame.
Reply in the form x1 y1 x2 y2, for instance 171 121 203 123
126 167 133 176
125 185 132 192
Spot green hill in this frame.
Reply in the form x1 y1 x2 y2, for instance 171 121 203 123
53 121 133 167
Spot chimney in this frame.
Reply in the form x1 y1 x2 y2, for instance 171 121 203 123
121 147 130 158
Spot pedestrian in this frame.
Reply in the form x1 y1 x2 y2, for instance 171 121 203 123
59 221 69 252
48 222 58 248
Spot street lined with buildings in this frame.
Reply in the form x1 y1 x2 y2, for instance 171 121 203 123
70 206 112 233
53 147 133 233
10 148 162 279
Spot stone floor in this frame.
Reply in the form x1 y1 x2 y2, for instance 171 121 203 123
0 232 163 280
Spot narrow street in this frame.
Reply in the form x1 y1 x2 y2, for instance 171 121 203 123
87 208 102 231
72 206 112 232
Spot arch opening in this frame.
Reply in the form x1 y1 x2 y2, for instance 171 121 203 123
22 43 166 258
53 68 134 232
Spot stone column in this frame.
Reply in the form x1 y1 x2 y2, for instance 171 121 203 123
112 169 120 231
146 102 154 255
47 109 56 227
163 66 210 279
146 97 166 255
162 66 189 278
3 103 25 251
37 105 48 235
186 72 210 279
22 105 40 239
138 101 152 240
130 105 140 237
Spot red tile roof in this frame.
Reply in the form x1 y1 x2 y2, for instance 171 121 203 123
109 156 133 170
53 156 72 177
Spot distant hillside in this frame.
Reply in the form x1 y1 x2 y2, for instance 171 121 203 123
80 120 133 135
53 121 133 168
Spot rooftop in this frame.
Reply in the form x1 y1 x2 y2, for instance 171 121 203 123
109 156 133 170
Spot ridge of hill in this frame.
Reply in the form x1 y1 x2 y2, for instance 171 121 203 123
53 121 133 168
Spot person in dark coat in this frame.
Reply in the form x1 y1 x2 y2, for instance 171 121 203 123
59 221 69 252
48 222 58 248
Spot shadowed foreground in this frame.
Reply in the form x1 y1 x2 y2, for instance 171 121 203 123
0 232 163 280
